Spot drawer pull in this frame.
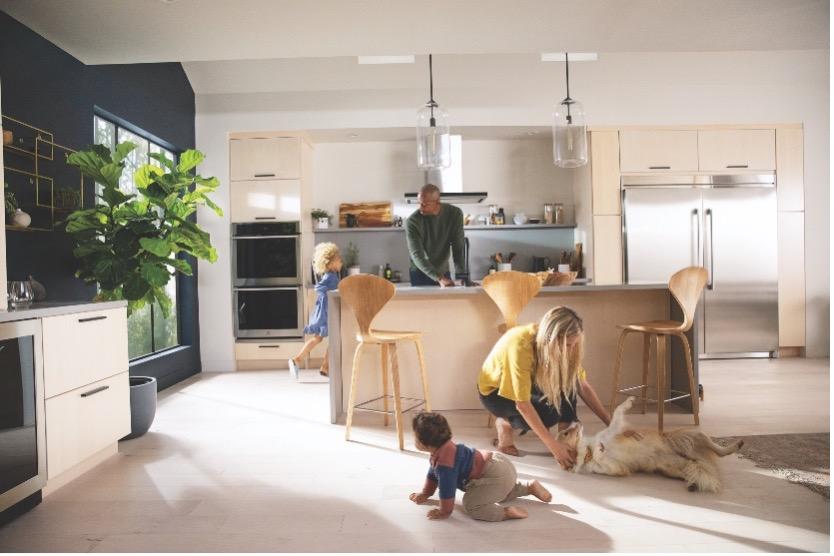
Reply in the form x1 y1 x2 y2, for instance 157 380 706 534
80 385 110 398
726 164 749 168
258 345 282 349
254 173 276 178
78 315 107 323
648 165 671 170
254 216 277 220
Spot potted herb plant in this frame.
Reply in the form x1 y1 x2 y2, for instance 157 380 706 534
344 241 360 275
64 141 222 439
311 208 331 230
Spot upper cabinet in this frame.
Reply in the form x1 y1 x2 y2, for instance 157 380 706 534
697 129 775 172
230 137 301 181
619 130 698 172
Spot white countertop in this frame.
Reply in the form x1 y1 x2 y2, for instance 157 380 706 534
0 300 128 323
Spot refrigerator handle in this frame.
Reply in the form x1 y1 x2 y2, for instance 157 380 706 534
705 208 714 290
692 208 701 266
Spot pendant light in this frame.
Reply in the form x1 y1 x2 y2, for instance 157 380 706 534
417 54 451 169
552 52 588 168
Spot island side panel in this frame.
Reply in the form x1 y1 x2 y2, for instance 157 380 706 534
328 290 343 424
336 288 671 417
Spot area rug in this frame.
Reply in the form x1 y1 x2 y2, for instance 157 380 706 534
714 433 830 499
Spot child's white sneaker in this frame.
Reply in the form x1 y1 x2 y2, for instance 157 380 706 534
288 358 299 380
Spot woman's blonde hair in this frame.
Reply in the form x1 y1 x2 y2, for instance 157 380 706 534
533 306 585 411
312 242 341 275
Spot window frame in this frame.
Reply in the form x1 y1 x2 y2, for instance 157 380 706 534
93 108 183 361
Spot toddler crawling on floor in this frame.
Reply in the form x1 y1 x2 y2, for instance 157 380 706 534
409 411 552 521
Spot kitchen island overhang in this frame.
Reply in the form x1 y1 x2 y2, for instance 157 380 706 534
327 283 698 424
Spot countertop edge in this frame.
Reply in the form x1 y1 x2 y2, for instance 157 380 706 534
0 300 128 323
328 283 668 298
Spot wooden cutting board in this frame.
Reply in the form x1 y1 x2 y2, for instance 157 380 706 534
339 202 393 228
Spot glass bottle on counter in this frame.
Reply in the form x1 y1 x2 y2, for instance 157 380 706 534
384 263 393 281
496 208 506 225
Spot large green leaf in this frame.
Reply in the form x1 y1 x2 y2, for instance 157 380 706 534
177 149 204 173
139 237 171 257
140 262 171 288
123 272 151 301
135 164 165 189
94 258 128 291
149 152 175 170
113 141 137 164
152 286 174 318
162 257 193 276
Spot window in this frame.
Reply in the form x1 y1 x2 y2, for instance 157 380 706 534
93 114 179 360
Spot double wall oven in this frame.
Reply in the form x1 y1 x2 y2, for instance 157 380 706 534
232 222 304 338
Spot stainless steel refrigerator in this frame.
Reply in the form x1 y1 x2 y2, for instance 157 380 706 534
622 174 778 358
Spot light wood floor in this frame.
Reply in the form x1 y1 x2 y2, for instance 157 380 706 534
0 358 829 552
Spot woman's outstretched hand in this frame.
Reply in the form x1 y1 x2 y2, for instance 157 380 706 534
551 440 577 470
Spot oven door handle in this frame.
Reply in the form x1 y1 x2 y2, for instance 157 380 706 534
234 287 301 292
232 235 300 240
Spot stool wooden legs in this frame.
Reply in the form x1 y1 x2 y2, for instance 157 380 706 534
389 343 405 450
345 342 365 441
609 329 631 413
414 339 431 412
381 343 390 427
677 332 700 426
641 334 652 414
656 335 666 432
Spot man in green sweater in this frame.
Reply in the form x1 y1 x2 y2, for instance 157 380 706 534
405 184 466 287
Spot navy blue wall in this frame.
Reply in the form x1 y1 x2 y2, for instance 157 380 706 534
0 10 201 389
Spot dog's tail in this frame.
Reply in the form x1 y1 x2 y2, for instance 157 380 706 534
665 430 743 458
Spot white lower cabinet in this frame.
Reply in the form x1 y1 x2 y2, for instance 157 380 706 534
235 340 302 360
45 371 130 479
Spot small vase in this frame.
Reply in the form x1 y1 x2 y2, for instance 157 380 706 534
314 217 330 230
497 263 512 272
347 266 361 276
11 209 31 228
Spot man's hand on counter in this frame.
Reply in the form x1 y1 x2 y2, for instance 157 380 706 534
438 276 455 288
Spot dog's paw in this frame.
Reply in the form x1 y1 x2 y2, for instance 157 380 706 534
622 396 635 411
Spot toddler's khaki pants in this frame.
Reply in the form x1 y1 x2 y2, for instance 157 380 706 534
462 452 530 521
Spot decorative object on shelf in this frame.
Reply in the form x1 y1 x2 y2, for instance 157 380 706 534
512 213 529 225
27 275 46 301
344 241 360 275
122 376 157 440
339 201 393 228
7 280 34 308
4 187 17 218
416 54 451 169
311 208 331 230
552 53 588 168
2 130 11 146
393 215 404 227
55 187 81 210
543 203 554 224
11 208 31 228
64 142 222 317
553 203 566 224
570 242 584 278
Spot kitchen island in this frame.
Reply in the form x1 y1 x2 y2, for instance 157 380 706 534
327 283 698 424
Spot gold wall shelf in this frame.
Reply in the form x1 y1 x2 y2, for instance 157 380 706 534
2 114 85 232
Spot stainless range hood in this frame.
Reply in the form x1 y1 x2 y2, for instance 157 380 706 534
405 135 488 204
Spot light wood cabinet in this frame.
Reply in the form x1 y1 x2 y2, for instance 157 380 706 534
619 130 698 172
698 129 775 172
230 179 301 223
777 212 805 347
590 131 621 215
45 372 130 479
42 308 129 398
230 137 301 181
593 215 623 285
776 128 804 212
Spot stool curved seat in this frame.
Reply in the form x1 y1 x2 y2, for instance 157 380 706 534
339 274 431 450
609 266 708 432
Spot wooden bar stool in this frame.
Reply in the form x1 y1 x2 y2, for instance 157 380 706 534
340 274 431 450
609 266 707 432
481 271 542 427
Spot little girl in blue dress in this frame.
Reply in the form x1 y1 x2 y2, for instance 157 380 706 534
289 242 342 378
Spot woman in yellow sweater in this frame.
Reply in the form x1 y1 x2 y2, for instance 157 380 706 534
478 306 637 469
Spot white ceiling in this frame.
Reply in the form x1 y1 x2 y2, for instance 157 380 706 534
0 0 827 96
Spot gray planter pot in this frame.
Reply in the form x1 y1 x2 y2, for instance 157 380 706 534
122 376 157 440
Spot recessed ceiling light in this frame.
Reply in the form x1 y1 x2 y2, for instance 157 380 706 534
357 55 415 65
540 52 598 62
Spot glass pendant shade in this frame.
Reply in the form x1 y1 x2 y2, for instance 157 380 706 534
552 99 588 168
416 103 451 169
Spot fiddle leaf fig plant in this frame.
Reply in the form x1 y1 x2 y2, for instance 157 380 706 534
65 141 222 317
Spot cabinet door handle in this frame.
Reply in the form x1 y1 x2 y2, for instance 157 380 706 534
254 173 276 178
258 345 282 349
254 216 276 220
648 165 671 170
78 315 107 323
80 385 110 398
726 164 748 169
